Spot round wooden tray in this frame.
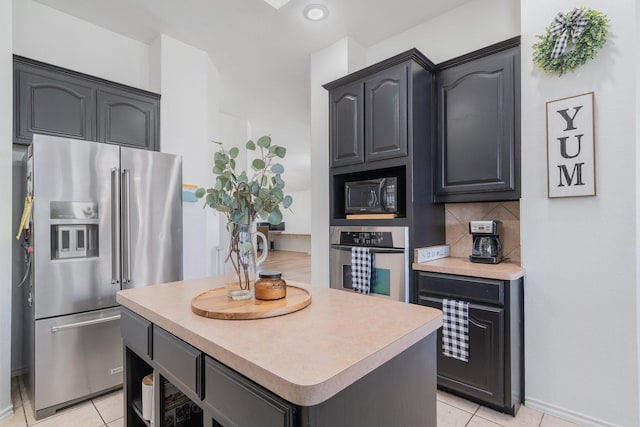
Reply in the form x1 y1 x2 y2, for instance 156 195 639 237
191 285 312 320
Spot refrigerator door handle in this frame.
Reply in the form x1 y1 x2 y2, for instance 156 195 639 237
51 314 121 332
111 168 121 285
122 168 132 284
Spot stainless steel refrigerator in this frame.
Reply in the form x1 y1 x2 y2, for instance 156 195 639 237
24 134 183 419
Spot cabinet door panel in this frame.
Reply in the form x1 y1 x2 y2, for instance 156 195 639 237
120 307 153 362
365 64 408 162
204 356 295 427
15 67 96 144
420 297 505 407
153 326 202 398
329 82 364 167
436 46 520 202
98 89 159 151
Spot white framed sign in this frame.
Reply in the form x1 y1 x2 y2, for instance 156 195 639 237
546 92 596 198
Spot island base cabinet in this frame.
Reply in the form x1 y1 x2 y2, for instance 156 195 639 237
160 376 203 427
203 357 298 427
124 347 153 427
121 309 154 427
121 307 438 427
302 333 437 427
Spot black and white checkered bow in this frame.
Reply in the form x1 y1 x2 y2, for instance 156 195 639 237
549 8 588 59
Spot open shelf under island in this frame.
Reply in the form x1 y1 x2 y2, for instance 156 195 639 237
117 277 442 427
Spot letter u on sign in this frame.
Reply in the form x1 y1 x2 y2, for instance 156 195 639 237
546 92 596 198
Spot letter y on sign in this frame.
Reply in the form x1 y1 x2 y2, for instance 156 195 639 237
546 92 596 198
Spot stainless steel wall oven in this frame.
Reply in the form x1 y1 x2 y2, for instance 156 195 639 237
329 226 409 302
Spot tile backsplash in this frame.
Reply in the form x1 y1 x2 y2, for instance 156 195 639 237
445 201 520 264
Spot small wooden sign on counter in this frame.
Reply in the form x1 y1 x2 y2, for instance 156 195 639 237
191 285 311 320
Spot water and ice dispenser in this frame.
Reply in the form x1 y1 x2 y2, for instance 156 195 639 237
49 201 99 260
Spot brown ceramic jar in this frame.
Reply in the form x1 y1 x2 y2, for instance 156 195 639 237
255 270 286 300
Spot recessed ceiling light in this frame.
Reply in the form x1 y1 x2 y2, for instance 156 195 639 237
303 4 329 21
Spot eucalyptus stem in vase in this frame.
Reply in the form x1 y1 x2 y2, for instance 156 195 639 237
195 135 292 300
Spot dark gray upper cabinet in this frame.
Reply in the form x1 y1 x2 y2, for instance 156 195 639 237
14 56 160 151
14 63 96 144
323 50 446 271
328 81 364 167
97 89 159 150
325 55 418 169
365 64 408 162
435 40 521 202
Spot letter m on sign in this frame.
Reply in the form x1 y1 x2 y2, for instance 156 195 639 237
546 93 596 198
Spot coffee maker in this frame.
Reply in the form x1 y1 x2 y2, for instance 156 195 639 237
469 220 504 264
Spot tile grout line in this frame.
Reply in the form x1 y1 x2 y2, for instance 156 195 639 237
439 400 479 417
91 399 107 427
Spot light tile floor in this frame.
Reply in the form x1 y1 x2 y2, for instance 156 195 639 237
1 376 123 427
1 376 583 427
436 390 583 427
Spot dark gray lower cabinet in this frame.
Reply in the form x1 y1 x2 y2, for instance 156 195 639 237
121 307 437 427
416 272 523 415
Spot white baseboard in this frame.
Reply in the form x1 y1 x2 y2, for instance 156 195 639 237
526 397 617 427
0 404 14 423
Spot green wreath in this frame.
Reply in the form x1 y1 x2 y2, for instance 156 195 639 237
533 8 609 76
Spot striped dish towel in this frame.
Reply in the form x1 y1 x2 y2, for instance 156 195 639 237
351 247 372 294
442 299 469 362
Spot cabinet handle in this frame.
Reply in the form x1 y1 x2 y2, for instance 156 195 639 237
122 169 132 284
51 314 121 332
111 168 121 285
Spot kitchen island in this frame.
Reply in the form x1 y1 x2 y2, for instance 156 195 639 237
117 276 442 427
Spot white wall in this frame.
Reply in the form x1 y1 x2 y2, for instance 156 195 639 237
12 0 152 91
1 0 13 422
155 35 221 280
366 0 520 66
271 190 311 253
521 1 638 426
637 4 640 424
247 119 311 193
310 38 365 285
282 190 311 234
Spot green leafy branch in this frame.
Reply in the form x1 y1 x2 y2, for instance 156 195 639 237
195 135 293 227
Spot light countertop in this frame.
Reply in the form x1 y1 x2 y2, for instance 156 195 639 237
117 277 442 406
413 257 525 281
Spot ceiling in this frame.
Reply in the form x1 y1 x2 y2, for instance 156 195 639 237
34 0 471 190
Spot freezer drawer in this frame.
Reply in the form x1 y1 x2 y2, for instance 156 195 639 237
34 307 123 414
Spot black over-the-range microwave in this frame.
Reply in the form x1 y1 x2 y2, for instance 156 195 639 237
345 177 398 214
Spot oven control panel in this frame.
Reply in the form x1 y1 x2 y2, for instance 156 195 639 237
339 231 394 248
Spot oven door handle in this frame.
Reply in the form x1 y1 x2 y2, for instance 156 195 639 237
330 244 405 254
